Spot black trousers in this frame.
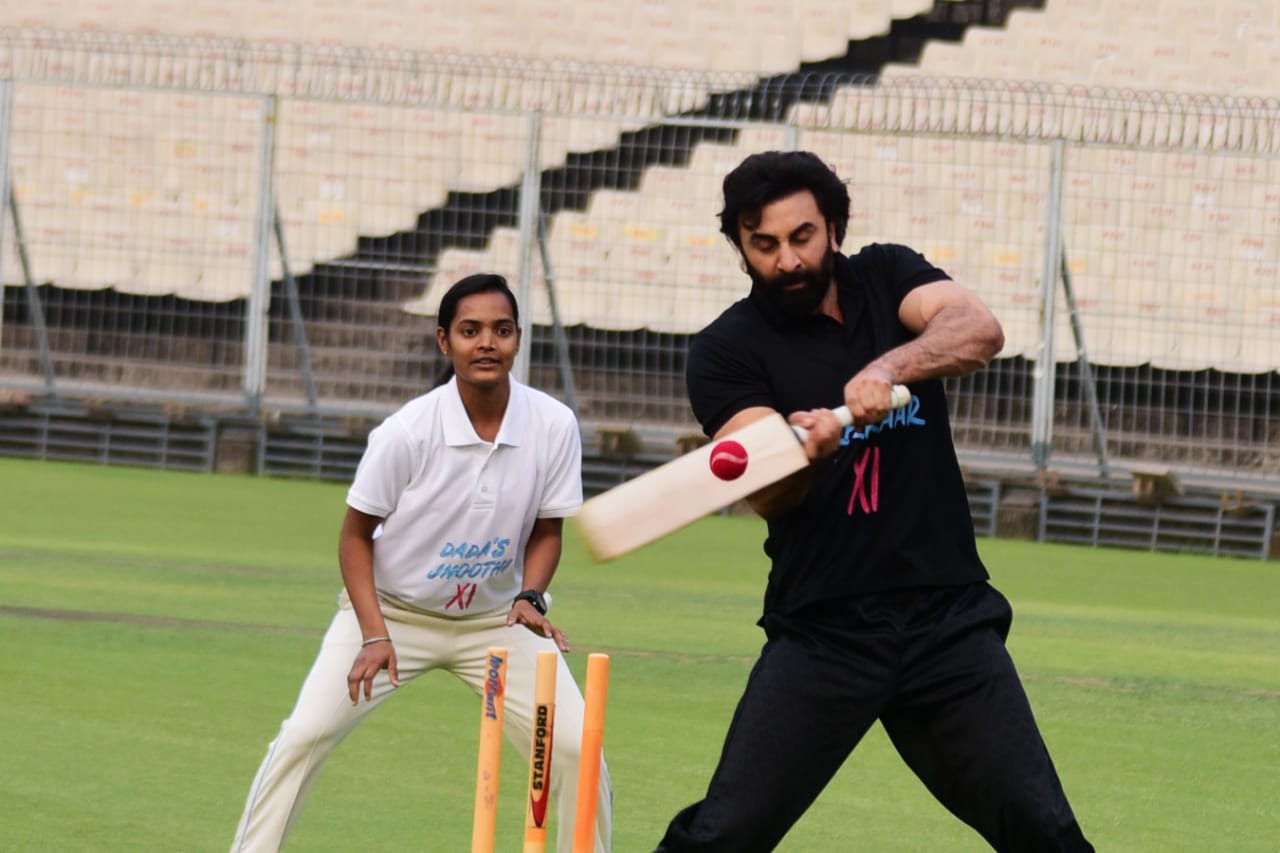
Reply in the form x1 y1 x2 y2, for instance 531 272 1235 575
655 583 1093 853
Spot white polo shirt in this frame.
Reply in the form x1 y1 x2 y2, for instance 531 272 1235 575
345 377 582 616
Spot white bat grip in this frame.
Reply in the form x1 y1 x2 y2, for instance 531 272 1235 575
791 384 911 442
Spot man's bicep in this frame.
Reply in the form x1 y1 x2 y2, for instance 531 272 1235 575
898 279 989 333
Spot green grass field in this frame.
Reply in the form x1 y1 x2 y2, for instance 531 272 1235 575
1 456 1277 852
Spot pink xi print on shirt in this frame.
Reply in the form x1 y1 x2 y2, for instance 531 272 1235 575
839 395 927 516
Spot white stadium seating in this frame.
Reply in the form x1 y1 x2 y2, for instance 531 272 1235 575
3 0 1278 371
4 1 925 302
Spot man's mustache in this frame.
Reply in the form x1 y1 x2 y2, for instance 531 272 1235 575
772 270 819 288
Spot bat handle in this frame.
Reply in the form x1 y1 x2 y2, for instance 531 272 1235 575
791 384 911 442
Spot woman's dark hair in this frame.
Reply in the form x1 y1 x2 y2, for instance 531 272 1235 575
718 150 851 248
437 273 519 331
432 273 519 387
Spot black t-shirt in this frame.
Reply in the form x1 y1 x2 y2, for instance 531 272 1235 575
685 243 989 616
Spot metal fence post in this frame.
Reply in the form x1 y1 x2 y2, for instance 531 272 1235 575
273 204 319 415
1030 137 1066 472
0 80 11 357
514 109 544 386
243 93 278 415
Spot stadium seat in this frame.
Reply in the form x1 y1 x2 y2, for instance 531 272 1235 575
413 222 554 321
916 40 975 77
891 0 933 17
671 224 736 291
446 112 529 192
609 219 668 287
538 210 607 326
846 0 895 40
797 0 856 62
1238 281 1280 372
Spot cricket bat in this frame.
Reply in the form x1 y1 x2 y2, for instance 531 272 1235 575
575 386 911 561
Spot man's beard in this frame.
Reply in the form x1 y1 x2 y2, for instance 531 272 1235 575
747 246 836 321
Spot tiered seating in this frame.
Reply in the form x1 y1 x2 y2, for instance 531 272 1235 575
885 0 1280 96
0 1 946 303
11 1 1276 373
406 126 791 333
2 0 913 71
789 118 1051 360
788 0 1280 373
7 85 262 300
406 25 1280 376
273 100 457 264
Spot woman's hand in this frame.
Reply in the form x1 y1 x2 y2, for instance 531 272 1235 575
507 601 570 653
347 638 400 705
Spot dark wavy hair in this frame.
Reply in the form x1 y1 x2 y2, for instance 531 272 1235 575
718 150 851 248
433 273 520 387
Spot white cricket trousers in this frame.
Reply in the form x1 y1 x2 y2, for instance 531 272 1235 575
230 597 613 852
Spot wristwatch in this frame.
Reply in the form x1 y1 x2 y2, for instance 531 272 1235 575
513 589 548 615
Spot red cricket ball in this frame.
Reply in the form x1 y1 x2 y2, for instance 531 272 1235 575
708 439 748 481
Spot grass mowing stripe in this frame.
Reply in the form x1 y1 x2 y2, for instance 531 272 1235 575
13 599 1272 700
0 544 311 577
0 604 313 635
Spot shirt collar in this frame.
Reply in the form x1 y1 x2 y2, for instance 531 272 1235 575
440 377 527 448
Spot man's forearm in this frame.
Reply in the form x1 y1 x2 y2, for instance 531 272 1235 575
745 465 815 521
874 301 1004 383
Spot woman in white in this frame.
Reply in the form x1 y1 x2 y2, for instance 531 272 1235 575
231 273 612 852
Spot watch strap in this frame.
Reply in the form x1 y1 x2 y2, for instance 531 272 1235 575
513 589 547 615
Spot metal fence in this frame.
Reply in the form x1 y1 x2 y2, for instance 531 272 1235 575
2 30 1279 492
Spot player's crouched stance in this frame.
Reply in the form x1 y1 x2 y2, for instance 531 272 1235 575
229 274 611 853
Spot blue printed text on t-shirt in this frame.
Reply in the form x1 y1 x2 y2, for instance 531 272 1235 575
840 395 926 444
